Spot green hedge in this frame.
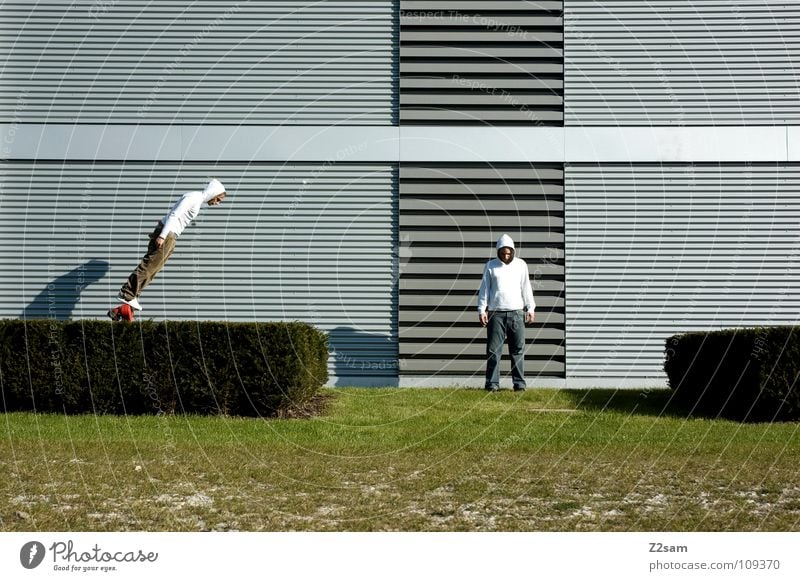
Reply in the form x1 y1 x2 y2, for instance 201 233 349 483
0 319 328 417
664 327 800 421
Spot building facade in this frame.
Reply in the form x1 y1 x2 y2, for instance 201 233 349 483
2 1 799 387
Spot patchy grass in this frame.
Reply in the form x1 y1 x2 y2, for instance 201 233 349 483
1 388 799 531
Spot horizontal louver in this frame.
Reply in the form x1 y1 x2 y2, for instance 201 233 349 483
0 1 396 124
0 161 397 385
565 1 800 125
399 163 565 381
400 0 564 125
565 163 800 382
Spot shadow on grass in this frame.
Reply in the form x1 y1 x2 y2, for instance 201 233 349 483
562 389 690 419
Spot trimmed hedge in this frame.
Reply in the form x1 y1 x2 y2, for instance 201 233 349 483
664 327 800 422
0 319 328 417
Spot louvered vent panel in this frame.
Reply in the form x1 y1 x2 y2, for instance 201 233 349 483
400 1 564 125
399 163 565 380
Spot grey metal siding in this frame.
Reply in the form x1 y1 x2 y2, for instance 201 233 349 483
565 1 800 125
0 161 397 385
399 163 565 379
565 163 800 382
400 1 564 124
0 1 396 124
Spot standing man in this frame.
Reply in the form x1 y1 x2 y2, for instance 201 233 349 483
107 179 227 321
477 234 535 392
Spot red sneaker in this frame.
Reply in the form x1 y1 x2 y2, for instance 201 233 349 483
107 304 135 322
118 303 134 321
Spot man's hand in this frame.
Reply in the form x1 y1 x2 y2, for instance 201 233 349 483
155 236 165 249
525 311 535 324
479 312 488 326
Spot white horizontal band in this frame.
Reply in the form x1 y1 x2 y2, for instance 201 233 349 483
2 124 798 162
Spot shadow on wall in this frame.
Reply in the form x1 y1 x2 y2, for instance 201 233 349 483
22 259 110 320
329 326 399 387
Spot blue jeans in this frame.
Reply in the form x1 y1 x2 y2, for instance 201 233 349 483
485 310 526 390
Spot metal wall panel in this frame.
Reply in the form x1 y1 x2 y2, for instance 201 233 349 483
0 1 396 124
565 163 800 383
0 161 398 385
565 1 800 125
399 163 565 381
400 1 564 124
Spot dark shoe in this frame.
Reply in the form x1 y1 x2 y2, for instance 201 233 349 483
513 387 526 392
485 386 499 393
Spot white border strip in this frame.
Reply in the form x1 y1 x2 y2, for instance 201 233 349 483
0 125 399 162
2 125 797 162
2 532 797 580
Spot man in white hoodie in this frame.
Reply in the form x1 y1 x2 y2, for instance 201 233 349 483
108 179 227 321
477 234 535 392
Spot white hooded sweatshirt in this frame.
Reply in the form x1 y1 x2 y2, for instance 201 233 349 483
159 179 225 239
477 234 535 313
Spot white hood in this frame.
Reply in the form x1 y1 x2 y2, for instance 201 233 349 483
202 179 226 202
496 234 515 250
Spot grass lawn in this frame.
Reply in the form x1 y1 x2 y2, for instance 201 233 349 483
1 388 799 532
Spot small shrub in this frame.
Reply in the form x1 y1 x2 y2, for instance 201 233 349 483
665 327 800 421
0 319 329 417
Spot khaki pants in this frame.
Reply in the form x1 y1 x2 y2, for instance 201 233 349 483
119 223 177 301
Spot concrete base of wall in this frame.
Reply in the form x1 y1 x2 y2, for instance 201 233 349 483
326 376 671 389
326 377 400 388
398 376 567 389
564 378 669 390
398 377 669 389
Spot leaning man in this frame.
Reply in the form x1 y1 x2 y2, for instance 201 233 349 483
108 179 227 321
477 234 535 392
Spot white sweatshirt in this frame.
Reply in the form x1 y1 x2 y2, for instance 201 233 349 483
477 257 536 313
159 179 225 239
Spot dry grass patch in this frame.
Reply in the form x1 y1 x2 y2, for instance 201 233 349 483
1 388 799 531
